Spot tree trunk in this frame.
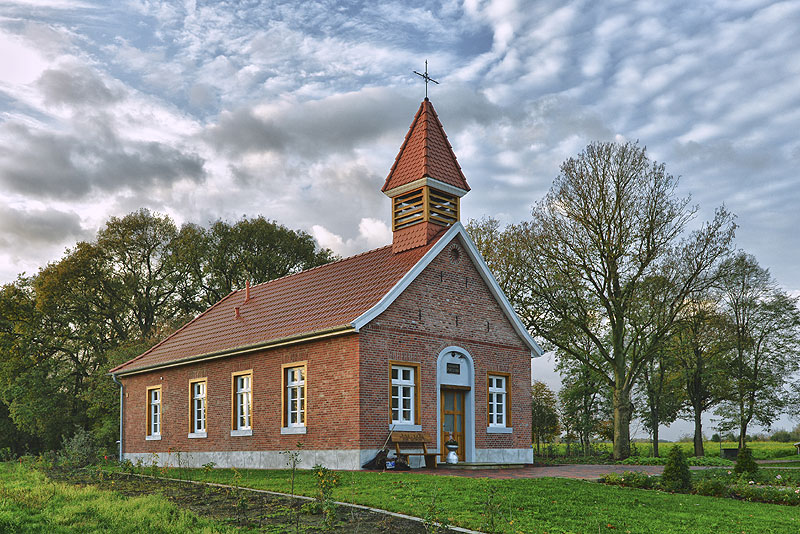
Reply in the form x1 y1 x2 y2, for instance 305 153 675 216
693 409 705 457
612 387 632 460
739 419 748 450
652 424 660 458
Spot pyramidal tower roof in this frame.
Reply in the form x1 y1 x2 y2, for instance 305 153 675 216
382 98 470 194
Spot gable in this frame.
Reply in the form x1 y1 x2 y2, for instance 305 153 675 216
352 223 543 357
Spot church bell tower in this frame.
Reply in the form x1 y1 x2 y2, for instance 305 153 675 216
383 98 470 253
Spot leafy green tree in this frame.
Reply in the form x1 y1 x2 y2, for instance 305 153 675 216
0 209 335 454
635 344 682 457
670 296 730 456
201 216 335 305
715 252 800 449
495 142 734 459
96 209 186 340
531 381 560 454
770 430 793 442
84 340 157 453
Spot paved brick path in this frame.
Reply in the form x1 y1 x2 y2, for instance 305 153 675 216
421 464 713 480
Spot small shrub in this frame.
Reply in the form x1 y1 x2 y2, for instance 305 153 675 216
312 464 340 530
734 446 759 476
58 427 97 468
660 446 691 492
120 459 135 474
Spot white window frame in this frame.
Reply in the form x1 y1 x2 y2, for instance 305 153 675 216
488 374 509 428
231 370 252 436
285 365 306 428
189 378 207 438
146 386 161 440
391 364 416 425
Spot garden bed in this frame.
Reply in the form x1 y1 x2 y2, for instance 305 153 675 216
44 467 456 533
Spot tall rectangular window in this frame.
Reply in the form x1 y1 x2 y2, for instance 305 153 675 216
391 364 417 424
488 374 510 427
232 371 252 432
283 364 306 427
147 386 161 437
190 379 206 434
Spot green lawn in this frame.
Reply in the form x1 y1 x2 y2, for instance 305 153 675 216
122 465 800 533
0 462 244 534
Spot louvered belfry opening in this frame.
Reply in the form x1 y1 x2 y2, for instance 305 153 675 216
392 187 459 231
393 189 424 231
383 98 470 253
427 188 458 227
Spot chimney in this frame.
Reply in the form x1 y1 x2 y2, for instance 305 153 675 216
234 306 241 319
245 280 251 302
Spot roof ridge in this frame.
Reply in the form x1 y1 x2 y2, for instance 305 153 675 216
422 100 430 177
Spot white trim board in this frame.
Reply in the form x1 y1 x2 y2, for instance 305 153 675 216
383 177 469 198
350 222 543 357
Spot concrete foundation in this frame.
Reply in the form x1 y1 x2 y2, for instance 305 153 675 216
124 447 532 470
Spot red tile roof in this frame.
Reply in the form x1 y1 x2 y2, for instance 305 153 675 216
111 237 442 374
382 99 470 193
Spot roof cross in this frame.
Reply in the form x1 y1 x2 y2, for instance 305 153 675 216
413 60 439 99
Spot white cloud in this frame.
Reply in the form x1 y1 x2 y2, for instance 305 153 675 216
311 218 392 257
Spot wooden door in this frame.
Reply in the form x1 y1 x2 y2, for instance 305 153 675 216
441 389 466 461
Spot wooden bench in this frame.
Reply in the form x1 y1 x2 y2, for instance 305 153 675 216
391 431 438 469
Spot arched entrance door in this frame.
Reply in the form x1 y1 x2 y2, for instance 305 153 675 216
436 347 475 463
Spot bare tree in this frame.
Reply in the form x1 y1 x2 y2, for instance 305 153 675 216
517 142 735 459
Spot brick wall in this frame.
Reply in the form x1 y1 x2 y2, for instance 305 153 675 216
359 239 532 451
120 333 360 454
119 238 532 459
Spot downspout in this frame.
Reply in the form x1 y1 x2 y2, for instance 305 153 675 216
111 374 124 462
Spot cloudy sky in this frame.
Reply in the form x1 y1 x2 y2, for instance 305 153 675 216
2 1 799 437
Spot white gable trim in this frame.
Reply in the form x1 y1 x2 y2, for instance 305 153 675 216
350 223 543 357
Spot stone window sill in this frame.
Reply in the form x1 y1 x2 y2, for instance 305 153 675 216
230 429 253 437
391 424 422 432
486 426 513 434
187 432 207 439
145 434 161 441
281 426 307 435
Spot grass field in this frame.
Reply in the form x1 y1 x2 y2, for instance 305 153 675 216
0 462 247 534
7 459 800 533
541 440 798 460
110 465 800 533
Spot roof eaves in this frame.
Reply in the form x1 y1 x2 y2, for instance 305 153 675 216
111 324 356 376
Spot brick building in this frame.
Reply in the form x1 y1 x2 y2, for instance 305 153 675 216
110 98 542 469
